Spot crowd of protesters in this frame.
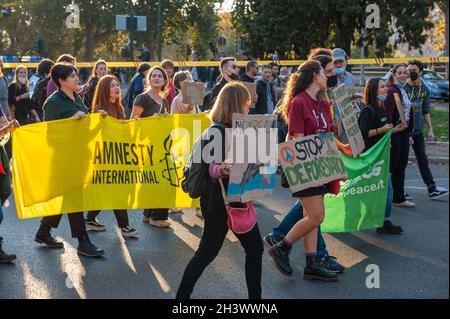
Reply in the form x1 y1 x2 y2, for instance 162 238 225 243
0 46 448 299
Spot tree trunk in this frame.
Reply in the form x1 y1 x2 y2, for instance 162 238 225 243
84 22 95 61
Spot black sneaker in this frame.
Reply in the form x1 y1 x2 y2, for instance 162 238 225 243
77 237 105 257
0 244 16 264
429 187 449 200
121 226 139 238
321 255 345 273
85 219 106 232
268 242 293 276
35 227 64 248
263 233 283 248
376 221 403 235
404 192 413 201
303 255 338 282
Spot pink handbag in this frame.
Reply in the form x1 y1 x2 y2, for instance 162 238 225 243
219 179 257 234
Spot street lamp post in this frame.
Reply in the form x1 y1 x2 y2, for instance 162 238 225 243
157 0 163 61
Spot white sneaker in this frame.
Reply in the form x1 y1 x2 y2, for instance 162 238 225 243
121 226 139 238
149 219 171 228
393 200 416 207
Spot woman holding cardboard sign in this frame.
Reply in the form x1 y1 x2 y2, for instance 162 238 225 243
384 64 413 208
268 60 338 282
131 66 171 228
171 71 201 115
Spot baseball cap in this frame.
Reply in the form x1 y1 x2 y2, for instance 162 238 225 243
332 48 348 62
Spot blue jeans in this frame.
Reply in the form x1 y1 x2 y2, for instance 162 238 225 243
273 201 329 258
385 176 393 220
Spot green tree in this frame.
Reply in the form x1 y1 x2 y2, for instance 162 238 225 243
232 0 435 59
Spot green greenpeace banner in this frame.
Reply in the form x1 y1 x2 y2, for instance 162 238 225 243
322 131 392 233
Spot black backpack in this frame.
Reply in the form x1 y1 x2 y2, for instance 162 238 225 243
31 77 51 112
181 122 226 199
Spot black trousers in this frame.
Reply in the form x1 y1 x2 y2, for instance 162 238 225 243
40 212 87 238
391 130 410 203
143 209 169 221
412 131 435 191
86 210 129 228
176 197 264 299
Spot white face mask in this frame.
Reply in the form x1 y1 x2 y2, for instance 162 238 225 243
18 77 27 84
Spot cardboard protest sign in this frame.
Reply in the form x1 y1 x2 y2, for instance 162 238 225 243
278 133 348 194
242 82 257 106
393 93 407 124
182 82 204 105
227 114 278 202
332 84 366 157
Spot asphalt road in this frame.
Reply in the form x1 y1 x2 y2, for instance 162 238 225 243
0 164 448 299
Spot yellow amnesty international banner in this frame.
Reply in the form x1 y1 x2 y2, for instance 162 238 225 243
12 113 211 219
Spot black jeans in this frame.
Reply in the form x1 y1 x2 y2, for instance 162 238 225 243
86 210 129 228
391 130 410 203
40 212 87 238
143 209 169 220
412 131 435 191
176 197 264 299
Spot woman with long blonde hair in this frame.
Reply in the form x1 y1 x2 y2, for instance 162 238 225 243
176 81 264 299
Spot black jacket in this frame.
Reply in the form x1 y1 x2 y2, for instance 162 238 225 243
253 79 277 114
202 77 228 111
239 73 255 83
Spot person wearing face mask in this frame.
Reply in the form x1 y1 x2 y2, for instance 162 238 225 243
202 57 240 111
268 61 339 281
358 78 405 234
384 64 413 208
8 65 41 126
331 48 355 86
403 60 448 200
253 65 277 115
273 66 289 100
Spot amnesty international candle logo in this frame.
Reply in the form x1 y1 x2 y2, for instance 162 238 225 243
160 134 183 187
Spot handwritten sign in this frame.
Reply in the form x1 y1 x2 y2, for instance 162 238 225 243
278 133 347 194
393 93 407 124
227 114 278 202
182 82 204 105
332 84 366 157
242 82 257 106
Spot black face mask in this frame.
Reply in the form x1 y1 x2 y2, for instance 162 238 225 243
327 75 338 88
229 73 239 81
409 71 419 81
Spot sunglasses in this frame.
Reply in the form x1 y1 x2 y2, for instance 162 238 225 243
231 65 238 69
